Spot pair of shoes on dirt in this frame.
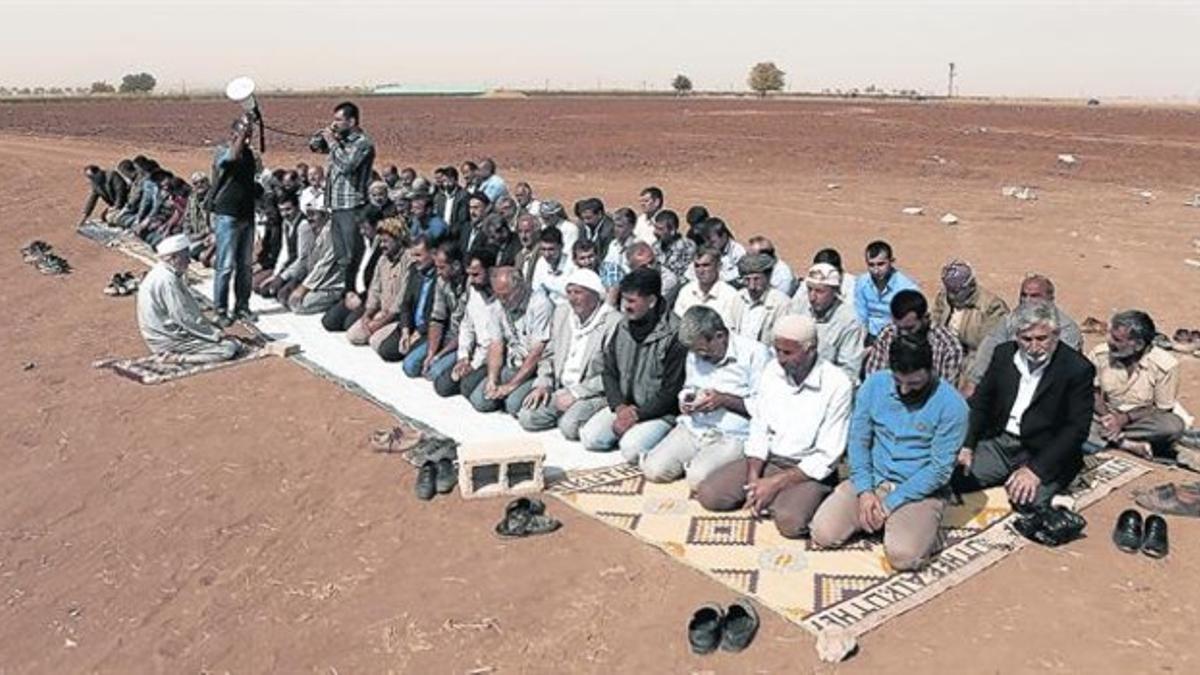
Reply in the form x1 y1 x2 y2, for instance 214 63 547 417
1134 481 1200 518
21 240 52 264
1113 508 1168 558
1010 505 1087 547
103 271 140 296
494 497 560 538
416 457 457 501
370 423 425 454
688 598 759 655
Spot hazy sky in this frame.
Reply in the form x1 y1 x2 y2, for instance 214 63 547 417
3 0 1199 98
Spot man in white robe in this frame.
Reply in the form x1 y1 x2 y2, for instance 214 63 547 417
137 234 241 364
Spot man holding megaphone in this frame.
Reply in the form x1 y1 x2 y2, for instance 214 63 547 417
310 101 376 295
208 116 260 327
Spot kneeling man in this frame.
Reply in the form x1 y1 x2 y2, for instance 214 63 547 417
695 315 853 538
518 269 620 439
137 234 241 364
642 306 771 487
810 336 968 570
953 302 1094 509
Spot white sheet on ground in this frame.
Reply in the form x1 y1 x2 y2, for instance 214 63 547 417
192 281 626 476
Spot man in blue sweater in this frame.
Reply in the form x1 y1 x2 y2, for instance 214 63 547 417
810 335 968 571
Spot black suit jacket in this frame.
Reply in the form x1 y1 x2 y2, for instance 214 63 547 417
579 216 615 259
965 341 1095 482
398 265 438 334
434 187 472 241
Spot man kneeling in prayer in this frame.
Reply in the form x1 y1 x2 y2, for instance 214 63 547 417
642 306 771 488
952 302 1095 509
810 336 968 570
694 315 852 538
137 234 241 364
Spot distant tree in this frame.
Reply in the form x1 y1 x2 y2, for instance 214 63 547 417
18 87 31 95
671 74 693 95
90 80 116 94
747 61 785 97
0 87 10 97
33 86 45 95
119 72 157 94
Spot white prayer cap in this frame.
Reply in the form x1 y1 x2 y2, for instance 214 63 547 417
804 263 842 289
156 233 191 257
565 268 605 297
773 314 818 346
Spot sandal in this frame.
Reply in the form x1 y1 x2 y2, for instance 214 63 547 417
1081 316 1107 334
369 422 424 453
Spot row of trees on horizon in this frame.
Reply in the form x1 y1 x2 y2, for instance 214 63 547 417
0 62 929 99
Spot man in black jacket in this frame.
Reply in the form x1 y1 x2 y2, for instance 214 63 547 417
954 302 1095 509
210 118 259 326
434 166 472 239
79 163 130 226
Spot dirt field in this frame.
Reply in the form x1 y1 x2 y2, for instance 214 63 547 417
2 96 1199 673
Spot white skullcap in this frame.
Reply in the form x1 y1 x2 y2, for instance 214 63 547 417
156 233 191 257
804 262 842 289
564 268 605 297
773 314 818 346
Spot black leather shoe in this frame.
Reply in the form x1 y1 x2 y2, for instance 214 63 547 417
1141 515 1169 558
1112 509 1144 553
415 461 437 501
434 458 457 494
719 598 759 653
687 603 724 655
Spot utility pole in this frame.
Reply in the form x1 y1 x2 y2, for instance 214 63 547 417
947 62 956 98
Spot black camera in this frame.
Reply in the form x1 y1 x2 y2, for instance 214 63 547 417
308 132 329 153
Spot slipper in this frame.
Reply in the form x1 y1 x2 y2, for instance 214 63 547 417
1081 316 1107 334
369 423 424 453
1153 333 1174 351
720 598 759 653
687 603 725 655
1173 328 1194 346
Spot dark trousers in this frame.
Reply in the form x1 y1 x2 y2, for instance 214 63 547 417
952 432 1077 509
331 207 365 294
434 363 487 399
321 302 363 332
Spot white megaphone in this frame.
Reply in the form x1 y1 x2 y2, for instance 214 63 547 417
225 76 260 120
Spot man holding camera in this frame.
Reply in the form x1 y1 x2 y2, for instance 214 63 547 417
311 101 376 294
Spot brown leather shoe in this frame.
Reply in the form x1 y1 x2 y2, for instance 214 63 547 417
1135 482 1200 517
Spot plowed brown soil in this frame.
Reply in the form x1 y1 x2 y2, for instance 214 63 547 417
1 96 1198 673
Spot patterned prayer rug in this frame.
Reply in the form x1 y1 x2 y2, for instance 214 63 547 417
93 344 268 385
550 455 1148 639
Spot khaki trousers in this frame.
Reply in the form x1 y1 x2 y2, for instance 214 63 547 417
810 480 946 571
694 457 834 539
